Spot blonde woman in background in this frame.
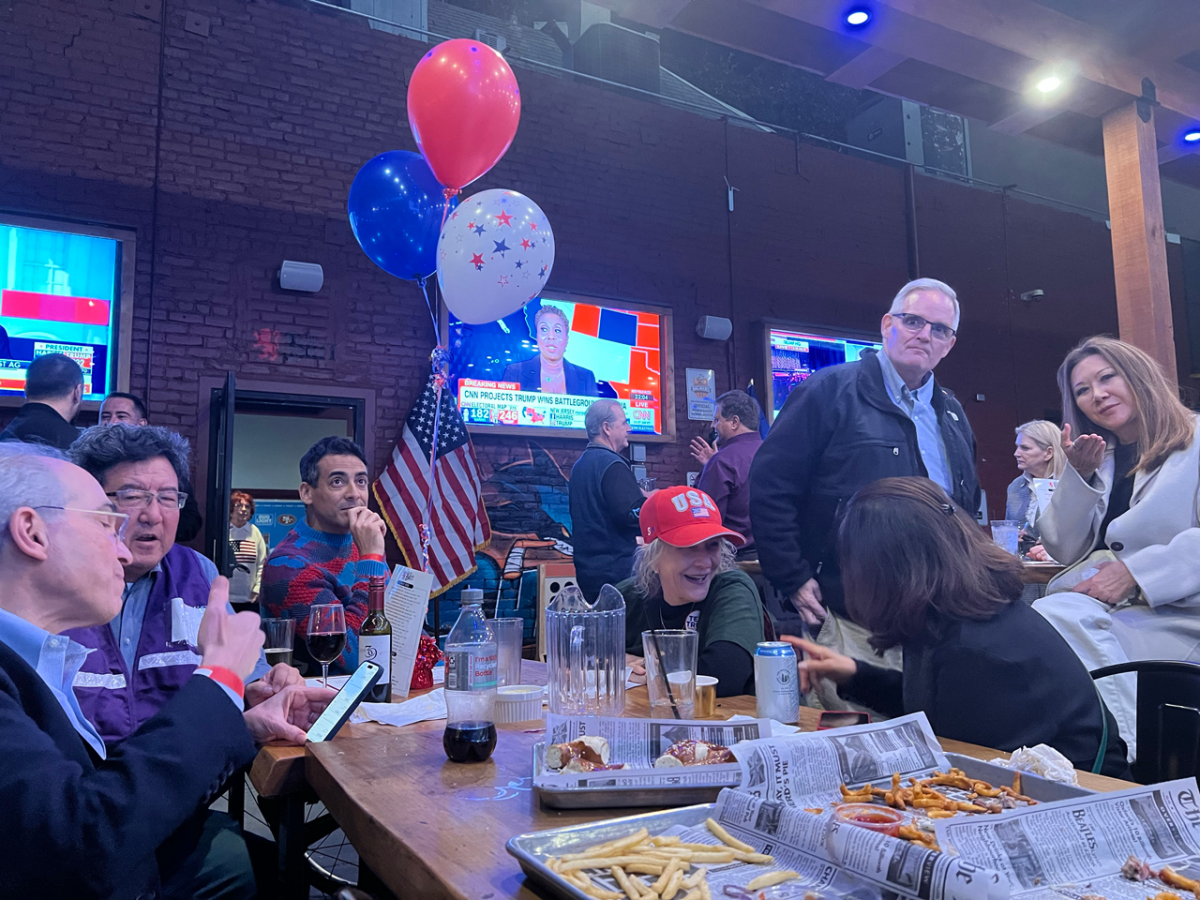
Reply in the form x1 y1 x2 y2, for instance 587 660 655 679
1034 336 1200 761
1007 419 1066 556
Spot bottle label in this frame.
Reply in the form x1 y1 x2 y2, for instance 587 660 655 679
445 649 497 692
360 635 391 684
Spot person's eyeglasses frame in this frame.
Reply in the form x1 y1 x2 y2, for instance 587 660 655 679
106 489 188 510
892 312 956 342
33 505 131 543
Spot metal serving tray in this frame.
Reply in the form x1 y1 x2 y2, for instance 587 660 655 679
512 756 1092 898
532 741 743 809
508 803 716 900
943 753 1094 802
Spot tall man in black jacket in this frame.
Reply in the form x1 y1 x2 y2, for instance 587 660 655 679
750 278 980 635
0 443 333 899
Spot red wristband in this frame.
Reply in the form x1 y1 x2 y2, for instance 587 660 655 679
195 666 245 701
358 553 385 563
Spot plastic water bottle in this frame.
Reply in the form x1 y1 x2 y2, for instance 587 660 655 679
442 589 498 763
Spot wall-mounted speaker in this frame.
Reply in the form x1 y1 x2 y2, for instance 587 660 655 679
696 315 732 340
278 260 324 293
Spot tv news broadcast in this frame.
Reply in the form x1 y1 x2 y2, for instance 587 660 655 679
448 296 665 436
0 222 121 401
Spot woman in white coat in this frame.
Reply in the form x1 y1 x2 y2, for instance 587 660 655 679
1034 336 1200 761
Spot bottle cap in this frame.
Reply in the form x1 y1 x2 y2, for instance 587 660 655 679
460 588 484 604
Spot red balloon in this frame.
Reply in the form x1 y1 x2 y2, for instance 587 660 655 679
407 39 521 192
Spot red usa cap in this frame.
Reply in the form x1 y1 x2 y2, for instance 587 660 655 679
639 486 746 548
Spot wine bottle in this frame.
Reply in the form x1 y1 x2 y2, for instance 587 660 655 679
360 574 392 702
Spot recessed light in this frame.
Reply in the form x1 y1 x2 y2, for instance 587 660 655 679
1036 76 1062 93
845 8 871 26
1185 129 1200 143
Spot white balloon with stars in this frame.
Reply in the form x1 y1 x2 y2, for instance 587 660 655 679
436 188 555 325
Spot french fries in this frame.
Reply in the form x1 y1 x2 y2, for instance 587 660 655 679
1160 866 1200 898
747 870 800 891
542 822 785 900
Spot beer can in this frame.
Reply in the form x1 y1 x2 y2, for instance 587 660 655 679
754 642 800 724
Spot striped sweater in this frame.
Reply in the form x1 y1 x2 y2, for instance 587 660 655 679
260 521 390 676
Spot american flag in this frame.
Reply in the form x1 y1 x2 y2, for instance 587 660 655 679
373 374 491 594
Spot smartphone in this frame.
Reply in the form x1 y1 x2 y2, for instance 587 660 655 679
817 710 871 730
306 661 383 743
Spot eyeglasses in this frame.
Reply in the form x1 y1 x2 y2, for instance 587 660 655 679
893 312 956 342
34 506 130 542
106 489 188 510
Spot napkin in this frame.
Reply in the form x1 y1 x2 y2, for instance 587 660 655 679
727 713 801 736
989 744 1078 785
351 688 447 727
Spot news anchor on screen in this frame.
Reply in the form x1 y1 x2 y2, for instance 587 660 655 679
503 304 599 397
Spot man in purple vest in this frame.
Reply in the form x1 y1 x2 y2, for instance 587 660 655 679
64 424 301 745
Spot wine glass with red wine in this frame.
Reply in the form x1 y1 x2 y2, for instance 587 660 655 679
306 604 346 689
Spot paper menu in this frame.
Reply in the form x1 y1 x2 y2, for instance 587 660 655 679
384 565 435 700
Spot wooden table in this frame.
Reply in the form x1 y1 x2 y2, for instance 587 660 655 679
303 684 1131 900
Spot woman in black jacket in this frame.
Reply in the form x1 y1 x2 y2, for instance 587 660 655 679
790 476 1129 778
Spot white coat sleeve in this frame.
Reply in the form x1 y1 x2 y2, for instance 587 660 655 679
1038 463 1107 567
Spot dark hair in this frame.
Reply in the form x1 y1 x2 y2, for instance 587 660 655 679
69 424 191 488
715 390 760 428
102 392 148 421
25 354 83 401
838 477 1023 652
300 436 367 485
230 490 255 515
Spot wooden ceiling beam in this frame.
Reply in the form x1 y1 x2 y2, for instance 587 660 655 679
825 46 907 89
988 105 1063 136
591 0 692 29
877 0 1200 120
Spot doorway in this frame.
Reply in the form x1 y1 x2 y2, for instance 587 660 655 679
196 374 376 579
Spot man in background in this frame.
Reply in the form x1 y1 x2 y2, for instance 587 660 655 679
0 442 333 898
569 399 651 601
750 278 979 650
64 425 291 746
690 389 763 557
0 353 83 450
260 436 389 676
99 391 148 426
98 390 203 543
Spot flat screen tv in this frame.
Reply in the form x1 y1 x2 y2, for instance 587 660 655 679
765 325 881 420
0 216 133 404
447 294 673 440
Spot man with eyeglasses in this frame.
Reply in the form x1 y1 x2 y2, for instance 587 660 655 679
0 442 335 898
62 425 299 746
750 278 980 652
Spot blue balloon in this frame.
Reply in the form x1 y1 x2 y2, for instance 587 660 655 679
347 151 457 281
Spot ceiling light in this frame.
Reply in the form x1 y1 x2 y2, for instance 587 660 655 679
1036 76 1062 93
845 8 871 26
1184 129 1200 143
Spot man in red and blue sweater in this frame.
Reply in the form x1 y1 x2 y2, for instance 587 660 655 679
261 437 389 677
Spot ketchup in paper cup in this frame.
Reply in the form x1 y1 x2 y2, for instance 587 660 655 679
833 803 903 836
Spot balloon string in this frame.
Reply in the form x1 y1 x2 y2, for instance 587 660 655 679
440 186 459 233
417 276 439 345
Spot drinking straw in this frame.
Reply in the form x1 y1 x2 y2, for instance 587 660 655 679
648 630 681 719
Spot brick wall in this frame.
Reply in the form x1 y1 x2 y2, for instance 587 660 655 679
1 0 1172 525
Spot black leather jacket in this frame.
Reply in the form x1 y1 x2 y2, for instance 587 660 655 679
749 350 980 619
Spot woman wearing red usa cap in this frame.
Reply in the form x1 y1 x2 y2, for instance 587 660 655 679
620 486 766 696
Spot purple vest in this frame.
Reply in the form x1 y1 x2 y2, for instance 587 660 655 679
65 545 213 745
